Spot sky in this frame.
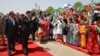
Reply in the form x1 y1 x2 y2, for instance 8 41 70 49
0 0 99 14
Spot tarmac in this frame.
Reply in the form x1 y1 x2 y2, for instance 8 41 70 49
34 41 90 56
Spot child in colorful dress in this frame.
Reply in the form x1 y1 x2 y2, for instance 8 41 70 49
52 19 58 40
73 20 79 46
62 18 68 43
49 18 54 40
79 20 87 48
52 17 64 41
67 18 74 44
87 21 99 54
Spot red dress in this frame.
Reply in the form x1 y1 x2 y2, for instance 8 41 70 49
40 19 50 39
87 25 99 54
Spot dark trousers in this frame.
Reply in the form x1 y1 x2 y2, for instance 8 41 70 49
21 32 29 52
7 35 15 53
31 31 36 40
31 30 36 41
16 34 21 43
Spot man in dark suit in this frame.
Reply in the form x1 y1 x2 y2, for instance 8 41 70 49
15 13 22 44
30 14 39 41
21 11 32 55
4 11 16 56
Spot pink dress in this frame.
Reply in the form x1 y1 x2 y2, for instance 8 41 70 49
40 19 50 39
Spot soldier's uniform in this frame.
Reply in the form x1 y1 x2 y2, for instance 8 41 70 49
0 17 5 45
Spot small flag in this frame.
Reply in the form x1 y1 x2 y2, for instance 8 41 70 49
63 3 73 8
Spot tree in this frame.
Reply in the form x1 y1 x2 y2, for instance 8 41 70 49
73 1 83 11
83 6 89 11
44 6 54 15
31 9 36 16
31 8 41 16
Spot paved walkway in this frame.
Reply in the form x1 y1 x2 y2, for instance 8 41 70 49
34 41 90 56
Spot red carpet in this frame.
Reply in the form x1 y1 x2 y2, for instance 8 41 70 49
0 40 52 56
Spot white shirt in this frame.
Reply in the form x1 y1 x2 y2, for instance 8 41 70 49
53 20 62 34
9 16 15 26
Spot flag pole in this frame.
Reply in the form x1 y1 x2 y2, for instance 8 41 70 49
35 2 37 16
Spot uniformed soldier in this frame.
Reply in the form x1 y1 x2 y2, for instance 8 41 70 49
0 16 6 46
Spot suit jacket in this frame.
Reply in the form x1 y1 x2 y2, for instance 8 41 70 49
4 18 16 37
30 17 39 32
21 16 31 36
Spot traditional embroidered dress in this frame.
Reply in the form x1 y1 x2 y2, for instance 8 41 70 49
73 23 79 46
67 22 74 44
39 19 50 40
87 25 99 54
79 24 87 48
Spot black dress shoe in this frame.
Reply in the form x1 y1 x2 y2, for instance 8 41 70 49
1 44 6 46
23 49 28 55
8 52 11 56
24 52 28 56
8 54 11 56
11 48 16 51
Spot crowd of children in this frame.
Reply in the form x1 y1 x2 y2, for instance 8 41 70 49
35 6 100 55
